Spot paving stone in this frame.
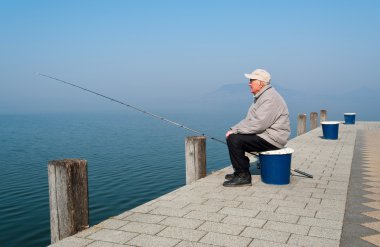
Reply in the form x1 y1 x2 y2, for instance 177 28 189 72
127 234 180 247
150 200 190 209
202 198 242 208
75 226 101 238
305 203 345 212
96 219 129 229
312 192 346 201
204 192 238 200
298 217 342 230
219 207 259 218
248 239 291 247
235 195 270 204
86 241 133 247
269 199 307 208
112 211 134 220
87 229 138 244
130 204 157 213
288 234 340 247
222 215 266 228
48 236 94 247
276 206 316 217
183 203 223 213
120 221 166 235
278 189 312 197
124 213 166 224
324 188 347 195
285 195 321 204
184 211 227 222
199 232 252 247
160 216 204 229
172 195 207 204
320 198 347 208
252 192 286 200
238 201 278 212
157 226 207 241
315 210 344 221
197 221 245 235
256 211 299 224
309 226 342 240
150 207 192 217
264 220 309 235
240 227 290 243
176 240 220 247
220 188 252 196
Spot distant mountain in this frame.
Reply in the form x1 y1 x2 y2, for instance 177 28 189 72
205 83 380 121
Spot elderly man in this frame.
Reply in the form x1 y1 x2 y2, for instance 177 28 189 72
224 69 291 187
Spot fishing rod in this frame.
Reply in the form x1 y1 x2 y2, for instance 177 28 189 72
37 73 227 145
37 73 313 179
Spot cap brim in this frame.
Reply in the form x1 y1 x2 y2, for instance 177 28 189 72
244 74 262 80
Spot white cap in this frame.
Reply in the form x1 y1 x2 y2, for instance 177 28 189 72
244 69 271 83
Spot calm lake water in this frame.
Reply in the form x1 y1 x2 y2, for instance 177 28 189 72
2 111 270 247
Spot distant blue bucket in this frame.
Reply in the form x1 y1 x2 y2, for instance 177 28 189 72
344 113 356 124
321 121 340 140
259 148 294 185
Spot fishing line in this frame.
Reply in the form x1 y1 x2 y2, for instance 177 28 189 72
37 73 313 178
37 73 227 145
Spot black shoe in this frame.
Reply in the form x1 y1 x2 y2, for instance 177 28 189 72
225 172 238 180
223 173 252 187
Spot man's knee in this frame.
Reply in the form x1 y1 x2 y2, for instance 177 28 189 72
227 134 242 147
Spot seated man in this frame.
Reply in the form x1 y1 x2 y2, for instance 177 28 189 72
224 69 291 187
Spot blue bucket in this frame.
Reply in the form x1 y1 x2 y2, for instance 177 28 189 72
344 113 356 124
321 121 340 139
259 148 294 185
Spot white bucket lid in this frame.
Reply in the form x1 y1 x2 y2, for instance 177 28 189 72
344 113 356 115
321 121 340 125
260 147 294 155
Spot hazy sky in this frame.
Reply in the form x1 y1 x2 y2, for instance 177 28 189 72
1 0 379 113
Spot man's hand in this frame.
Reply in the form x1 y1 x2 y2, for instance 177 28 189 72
226 130 234 138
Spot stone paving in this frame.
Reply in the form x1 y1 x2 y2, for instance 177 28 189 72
341 122 380 246
49 122 379 247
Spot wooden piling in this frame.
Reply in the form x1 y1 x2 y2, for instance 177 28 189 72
310 112 318 130
185 136 206 184
48 159 89 244
320 110 327 122
297 114 307 136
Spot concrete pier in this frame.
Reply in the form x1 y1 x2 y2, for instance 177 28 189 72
49 122 380 247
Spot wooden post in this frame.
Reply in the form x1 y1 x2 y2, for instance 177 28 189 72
297 113 307 136
320 109 327 123
310 112 318 130
48 159 89 244
185 136 206 184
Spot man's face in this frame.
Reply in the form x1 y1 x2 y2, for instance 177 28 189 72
249 79 264 95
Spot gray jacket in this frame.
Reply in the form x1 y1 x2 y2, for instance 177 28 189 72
230 85 290 148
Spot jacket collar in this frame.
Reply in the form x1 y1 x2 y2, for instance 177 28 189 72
254 85 272 99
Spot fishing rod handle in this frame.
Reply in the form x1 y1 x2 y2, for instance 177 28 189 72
292 169 313 178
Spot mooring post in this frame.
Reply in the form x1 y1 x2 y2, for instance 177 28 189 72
185 136 206 184
320 109 327 122
48 159 89 244
310 112 318 130
297 113 307 136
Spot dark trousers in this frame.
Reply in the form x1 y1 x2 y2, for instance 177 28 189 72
226 134 279 174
